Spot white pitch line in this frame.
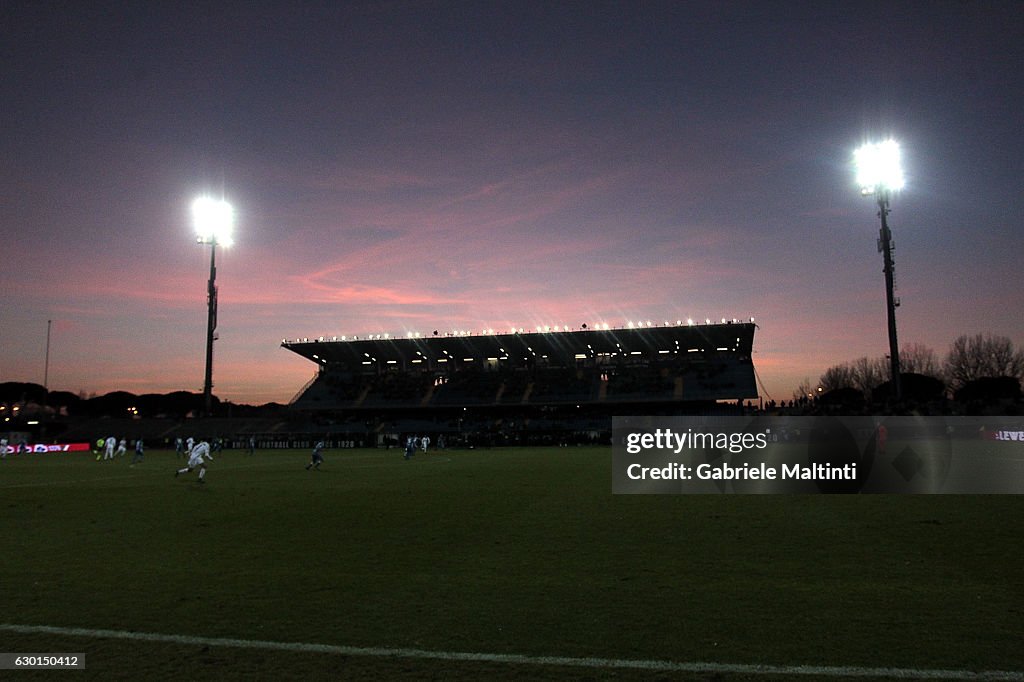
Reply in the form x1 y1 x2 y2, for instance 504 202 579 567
1 623 1021 680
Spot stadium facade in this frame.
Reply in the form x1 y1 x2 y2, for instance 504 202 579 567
282 321 758 446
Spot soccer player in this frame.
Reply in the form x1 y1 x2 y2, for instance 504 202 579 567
0 436 7 459
131 438 144 465
174 437 184 458
247 435 255 456
305 441 324 470
176 440 213 483
186 436 195 455
404 437 415 460
104 436 116 460
421 435 430 453
115 438 127 457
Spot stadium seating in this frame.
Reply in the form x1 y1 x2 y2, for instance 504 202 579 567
282 323 758 440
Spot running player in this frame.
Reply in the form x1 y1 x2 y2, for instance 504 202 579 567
131 438 144 465
176 440 213 483
305 441 325 470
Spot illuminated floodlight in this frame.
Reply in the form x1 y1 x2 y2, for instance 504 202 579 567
192 196 234 246
854 140 904 196
192 195 237 417
853 139 907 400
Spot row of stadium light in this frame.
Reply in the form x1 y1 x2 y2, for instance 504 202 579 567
282 317 755 345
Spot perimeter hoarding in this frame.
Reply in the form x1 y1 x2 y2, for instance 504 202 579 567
2 443 92 455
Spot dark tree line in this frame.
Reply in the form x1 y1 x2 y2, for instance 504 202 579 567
0 382 284 418
813 333 1023 404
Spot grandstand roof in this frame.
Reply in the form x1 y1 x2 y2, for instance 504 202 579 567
282 322 755 371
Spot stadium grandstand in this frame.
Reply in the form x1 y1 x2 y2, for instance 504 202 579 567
282 320 758 446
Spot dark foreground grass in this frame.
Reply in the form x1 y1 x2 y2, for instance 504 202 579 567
1 446 1022 680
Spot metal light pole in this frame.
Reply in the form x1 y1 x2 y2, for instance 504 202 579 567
855 140 905 401
203 241 218 416
876 190 901 401
192 197 234 417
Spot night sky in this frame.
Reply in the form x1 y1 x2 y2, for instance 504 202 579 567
2 1 1022 405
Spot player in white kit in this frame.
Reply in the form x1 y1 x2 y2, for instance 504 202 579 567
176 440 213 483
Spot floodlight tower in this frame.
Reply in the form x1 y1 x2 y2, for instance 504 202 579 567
854 140 905 401
192 196 234 417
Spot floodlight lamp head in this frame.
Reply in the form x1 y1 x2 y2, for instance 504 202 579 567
192 196 234 246
854 140 905 197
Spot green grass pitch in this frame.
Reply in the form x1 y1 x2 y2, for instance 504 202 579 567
1 446 1022 680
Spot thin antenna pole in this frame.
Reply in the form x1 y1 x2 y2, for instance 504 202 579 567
44 319 52 391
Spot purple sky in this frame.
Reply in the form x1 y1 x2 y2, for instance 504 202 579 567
2 1 1022 405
